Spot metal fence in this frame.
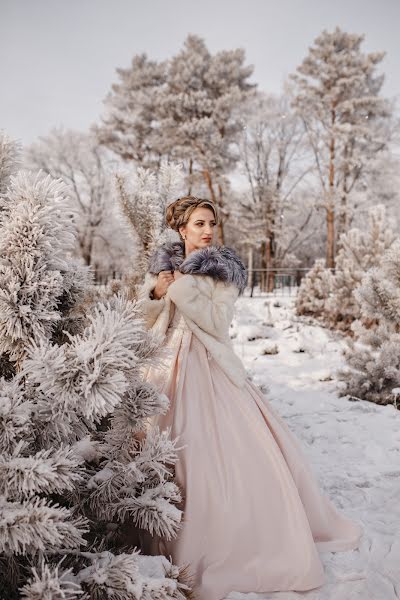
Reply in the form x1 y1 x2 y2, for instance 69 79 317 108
92 267 321 297
244 268 315 297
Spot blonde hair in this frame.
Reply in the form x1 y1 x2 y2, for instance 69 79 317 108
165 196 219 239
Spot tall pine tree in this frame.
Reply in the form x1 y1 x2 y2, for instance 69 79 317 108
291 27 389 267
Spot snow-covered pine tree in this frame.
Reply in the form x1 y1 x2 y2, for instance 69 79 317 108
291 27 389 268
0 131 20 197
337 240 400 407
295 258 333 318
158 34 255 243
0 132 193 599
295 205 394 332
93 54 167 167
323 204 395 332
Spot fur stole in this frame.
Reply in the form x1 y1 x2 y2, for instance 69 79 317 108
148 240 248 294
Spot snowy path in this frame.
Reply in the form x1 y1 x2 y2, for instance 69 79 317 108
227 294 400 600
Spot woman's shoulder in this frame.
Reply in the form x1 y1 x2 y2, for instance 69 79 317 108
180 245 248 294
147 241 247 294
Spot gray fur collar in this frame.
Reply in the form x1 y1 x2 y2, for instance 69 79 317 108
148 240 247 294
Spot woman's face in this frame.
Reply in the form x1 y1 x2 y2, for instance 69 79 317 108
179 206 216 253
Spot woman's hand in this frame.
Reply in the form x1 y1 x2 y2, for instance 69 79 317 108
153 270 174 299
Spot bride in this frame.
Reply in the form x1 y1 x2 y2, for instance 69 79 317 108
138 195 362 600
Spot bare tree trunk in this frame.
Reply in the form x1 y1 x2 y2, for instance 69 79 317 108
265 235 275 292
202 168 217 202
326 206 335 269
247 245 254 289
260 240 267 292
80 229 93 269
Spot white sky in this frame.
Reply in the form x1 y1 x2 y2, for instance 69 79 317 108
1 0 399 146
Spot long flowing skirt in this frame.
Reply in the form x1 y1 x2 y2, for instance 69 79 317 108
140 307 362 600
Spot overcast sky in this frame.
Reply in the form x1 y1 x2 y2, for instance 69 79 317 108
1 0 399 146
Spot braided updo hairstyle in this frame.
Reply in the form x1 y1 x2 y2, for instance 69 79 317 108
165 195 219 239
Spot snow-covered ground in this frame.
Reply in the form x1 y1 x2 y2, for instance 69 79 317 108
227 292 400 600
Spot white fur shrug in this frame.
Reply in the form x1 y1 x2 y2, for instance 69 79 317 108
137 243 248 388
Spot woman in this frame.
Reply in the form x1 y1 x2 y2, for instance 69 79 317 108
138 196 362 600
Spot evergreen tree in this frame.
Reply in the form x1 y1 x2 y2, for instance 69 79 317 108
338 240 400 407
324 204 395 331
0 132 192 599
158 35 254 243
0 131 20 197
295 259 333 318
295 205 394 332
93 54 167 166
291 27 389 267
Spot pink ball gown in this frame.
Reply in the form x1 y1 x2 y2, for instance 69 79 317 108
141 301 362 600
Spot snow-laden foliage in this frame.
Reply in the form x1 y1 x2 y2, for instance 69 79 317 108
74 551 191 600
296 205 394 332
0 136 193 599
233 90 316 290
20 560 84 600
358 143 400 227
94 53 167 166
94 34 255 244
95 35 254 177
0 169 90 367
291 27 390 267
295 259 333 318
115 163 184 279
338 240 400 406
0 130 21 197
324 204 395 331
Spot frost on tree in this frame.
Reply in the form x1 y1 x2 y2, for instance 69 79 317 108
338 240 400 407
94 53 167 166
0 130 20 197
295 205 394 332
24 127 135 283
295 259 333 318
234 91 313 292
0 132 193 599
94 34 255 244
114 162 185 283
291 27 389 268
323 205 395 331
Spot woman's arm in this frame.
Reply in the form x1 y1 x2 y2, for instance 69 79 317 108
167 273 238 339
137 272 166 329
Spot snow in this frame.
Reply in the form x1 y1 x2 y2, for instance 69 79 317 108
226 292 400 600
73 436 101 462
